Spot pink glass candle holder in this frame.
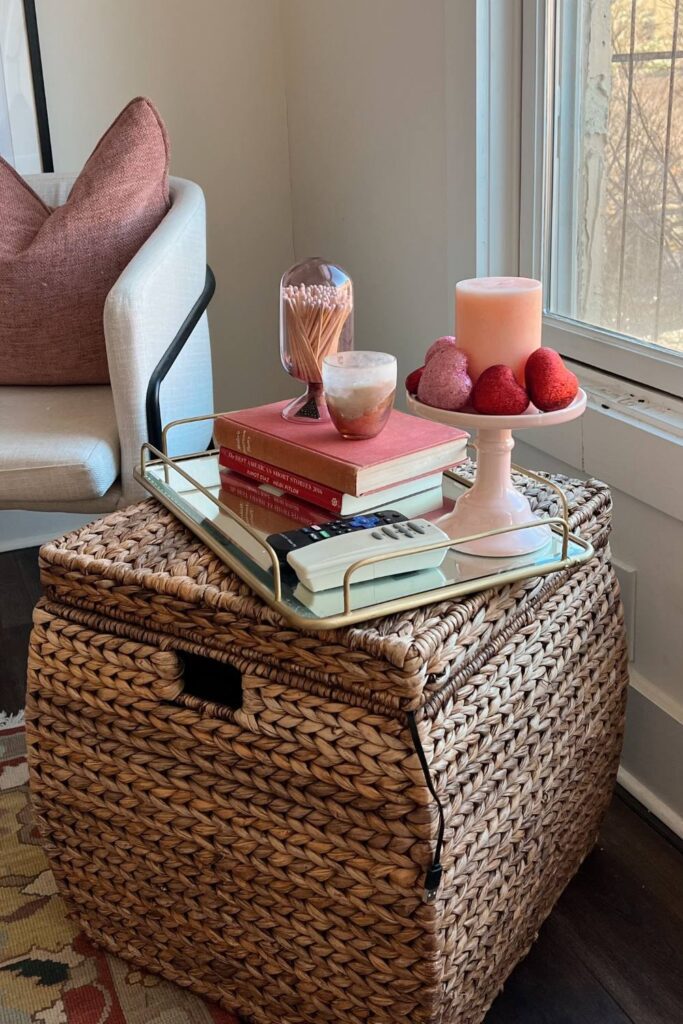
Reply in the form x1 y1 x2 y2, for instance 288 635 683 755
322 351 397 439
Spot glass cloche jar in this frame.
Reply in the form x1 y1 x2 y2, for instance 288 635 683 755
280 257 354 423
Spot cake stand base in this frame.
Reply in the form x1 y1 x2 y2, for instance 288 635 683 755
438 428 550 556
406 389 587 558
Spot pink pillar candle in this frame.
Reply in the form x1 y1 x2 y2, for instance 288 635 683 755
455 277 542 384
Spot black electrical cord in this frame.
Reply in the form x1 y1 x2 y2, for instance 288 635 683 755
407 710 445 902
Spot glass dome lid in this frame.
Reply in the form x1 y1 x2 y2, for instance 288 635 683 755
279 257 354 423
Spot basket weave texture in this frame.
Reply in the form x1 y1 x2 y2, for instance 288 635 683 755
26 472 628 1024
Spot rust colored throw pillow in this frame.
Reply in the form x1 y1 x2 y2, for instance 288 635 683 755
0 97 170 385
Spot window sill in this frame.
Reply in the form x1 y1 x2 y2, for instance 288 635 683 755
544 314 683 402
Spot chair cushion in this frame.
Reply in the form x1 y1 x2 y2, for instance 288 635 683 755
0 97 169 386
0 386 120 503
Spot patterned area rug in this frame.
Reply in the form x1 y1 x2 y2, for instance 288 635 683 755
0 714 240 1024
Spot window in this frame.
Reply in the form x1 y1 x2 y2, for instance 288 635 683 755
518 0 683 398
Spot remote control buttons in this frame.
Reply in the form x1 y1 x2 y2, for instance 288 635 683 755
348 515 382 528
396 525 415 538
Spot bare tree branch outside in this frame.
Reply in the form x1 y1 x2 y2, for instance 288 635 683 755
556 0 683 355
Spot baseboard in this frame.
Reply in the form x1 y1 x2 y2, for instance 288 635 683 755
620 676 683 841
617 765 683 841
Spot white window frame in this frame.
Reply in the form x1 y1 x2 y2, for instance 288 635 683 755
481 0 683 401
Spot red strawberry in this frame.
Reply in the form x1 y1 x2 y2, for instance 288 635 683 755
405 366 425 396
471 365 529 415
525 348 578 411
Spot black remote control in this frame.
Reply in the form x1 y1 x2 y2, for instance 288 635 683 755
267 510 408 564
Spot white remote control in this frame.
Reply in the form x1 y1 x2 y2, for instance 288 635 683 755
286 518 451 592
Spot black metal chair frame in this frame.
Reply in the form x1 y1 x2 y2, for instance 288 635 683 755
145 265 216 451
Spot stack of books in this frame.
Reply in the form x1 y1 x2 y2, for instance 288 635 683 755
214 400 468 533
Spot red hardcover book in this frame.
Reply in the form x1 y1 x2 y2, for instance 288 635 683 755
219 448 448 515
219 450 345 512
214 400 468 496
219 469 325 526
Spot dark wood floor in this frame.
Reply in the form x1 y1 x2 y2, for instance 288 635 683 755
2 547 682 1023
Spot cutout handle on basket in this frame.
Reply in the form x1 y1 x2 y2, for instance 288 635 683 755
176 650 243 710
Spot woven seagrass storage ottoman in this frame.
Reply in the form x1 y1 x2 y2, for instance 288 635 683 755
26 473 628 1024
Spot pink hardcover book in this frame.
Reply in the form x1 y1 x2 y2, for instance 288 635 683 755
214 401 468 496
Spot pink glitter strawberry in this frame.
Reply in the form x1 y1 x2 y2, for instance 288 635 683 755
417 347 472 411
425 336 457 363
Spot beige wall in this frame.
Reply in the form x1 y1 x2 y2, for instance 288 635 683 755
282 0 477 396
36 0 294 410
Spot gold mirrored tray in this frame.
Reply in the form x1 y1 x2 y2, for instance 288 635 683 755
133 415 593 630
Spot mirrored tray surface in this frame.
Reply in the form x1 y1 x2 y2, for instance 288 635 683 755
135 448 593 630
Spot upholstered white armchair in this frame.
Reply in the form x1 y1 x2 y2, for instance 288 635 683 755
0 174 214 513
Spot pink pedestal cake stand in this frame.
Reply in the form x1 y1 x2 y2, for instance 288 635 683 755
406 389 587 557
